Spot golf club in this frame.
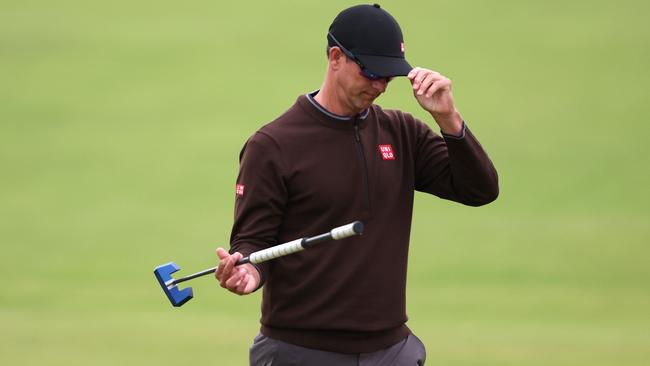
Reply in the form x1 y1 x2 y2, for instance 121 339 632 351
154 221 364 306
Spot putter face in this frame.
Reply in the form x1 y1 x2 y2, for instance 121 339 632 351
154 262 193 307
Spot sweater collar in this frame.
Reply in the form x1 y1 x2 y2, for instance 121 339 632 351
298 91 370 130
305 91 370 121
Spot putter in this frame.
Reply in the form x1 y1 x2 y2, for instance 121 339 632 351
154 221 364 307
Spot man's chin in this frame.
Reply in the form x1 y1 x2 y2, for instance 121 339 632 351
355 102 372 112
359 95 377 108
363 92 380 100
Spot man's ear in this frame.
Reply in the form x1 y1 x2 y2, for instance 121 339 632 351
328 46 345 70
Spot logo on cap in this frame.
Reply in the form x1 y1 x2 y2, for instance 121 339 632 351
401 42 405 53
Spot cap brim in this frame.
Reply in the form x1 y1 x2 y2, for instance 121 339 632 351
356 54 412 78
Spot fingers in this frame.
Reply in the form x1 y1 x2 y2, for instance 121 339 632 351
215 248 255 295
224 266 255 295
415 73 438 96
216 247 229 259
215 247 228 280
215 247 242 284
235 270 251 294
225 268 246 289
408 67 436 87
407 67 451 97
425 78 452 98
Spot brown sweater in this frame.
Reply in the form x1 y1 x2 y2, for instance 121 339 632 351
230 93 498 353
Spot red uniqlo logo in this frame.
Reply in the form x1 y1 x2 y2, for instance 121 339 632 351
379 144 395 160
235 184 245 197
400 42 405 53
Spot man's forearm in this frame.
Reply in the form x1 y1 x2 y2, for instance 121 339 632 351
431 109 464 137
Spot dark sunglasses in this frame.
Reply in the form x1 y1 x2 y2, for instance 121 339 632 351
327 32 386 81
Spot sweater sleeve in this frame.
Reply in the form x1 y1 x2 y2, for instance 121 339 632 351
413 120 499 206
229 131 288 289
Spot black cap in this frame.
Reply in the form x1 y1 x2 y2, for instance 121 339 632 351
328 4 412 78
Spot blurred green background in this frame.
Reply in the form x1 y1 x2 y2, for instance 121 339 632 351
2 0 649 364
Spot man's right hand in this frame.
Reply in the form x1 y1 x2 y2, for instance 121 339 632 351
215 248 261 295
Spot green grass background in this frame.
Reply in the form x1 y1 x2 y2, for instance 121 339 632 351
2 0 649 364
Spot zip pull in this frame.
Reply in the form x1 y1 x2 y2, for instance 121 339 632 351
354 120 360 142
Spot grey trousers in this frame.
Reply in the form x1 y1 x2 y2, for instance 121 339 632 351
249 333 426 366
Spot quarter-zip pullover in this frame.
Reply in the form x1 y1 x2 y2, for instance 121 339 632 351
230 93 498 353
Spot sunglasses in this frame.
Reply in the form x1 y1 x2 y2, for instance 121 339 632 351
327 32 386 81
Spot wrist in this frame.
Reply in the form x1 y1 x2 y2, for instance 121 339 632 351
431 109 463 136
246 263 263 291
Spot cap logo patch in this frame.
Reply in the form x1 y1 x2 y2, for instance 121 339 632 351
236 184 245 197
379 144 395 160
400 42 405 53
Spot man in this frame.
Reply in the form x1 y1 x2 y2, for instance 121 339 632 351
215 4 498 365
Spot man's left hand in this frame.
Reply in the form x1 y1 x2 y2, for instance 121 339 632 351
408 67 463 135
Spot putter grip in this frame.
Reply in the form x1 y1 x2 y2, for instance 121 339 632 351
247 221 363 264
249 238 305 264
331 222 361 239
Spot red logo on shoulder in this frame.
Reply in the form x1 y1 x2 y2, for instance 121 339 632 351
236 184 245 197
378 144 395 160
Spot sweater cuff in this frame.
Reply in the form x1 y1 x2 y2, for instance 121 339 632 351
441 121 467 140
251 263 266 292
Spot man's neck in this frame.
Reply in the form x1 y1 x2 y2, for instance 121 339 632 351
313 84 362 117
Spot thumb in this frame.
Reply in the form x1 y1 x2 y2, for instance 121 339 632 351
216 247 230 260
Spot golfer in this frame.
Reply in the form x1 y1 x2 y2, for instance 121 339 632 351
216 4 498 365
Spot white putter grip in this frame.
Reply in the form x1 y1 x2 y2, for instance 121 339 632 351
330 222 358 240
248 239 305 264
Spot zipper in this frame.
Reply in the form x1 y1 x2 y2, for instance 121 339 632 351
353 119 371 213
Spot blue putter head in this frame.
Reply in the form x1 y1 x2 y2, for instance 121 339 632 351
154 262 194 307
